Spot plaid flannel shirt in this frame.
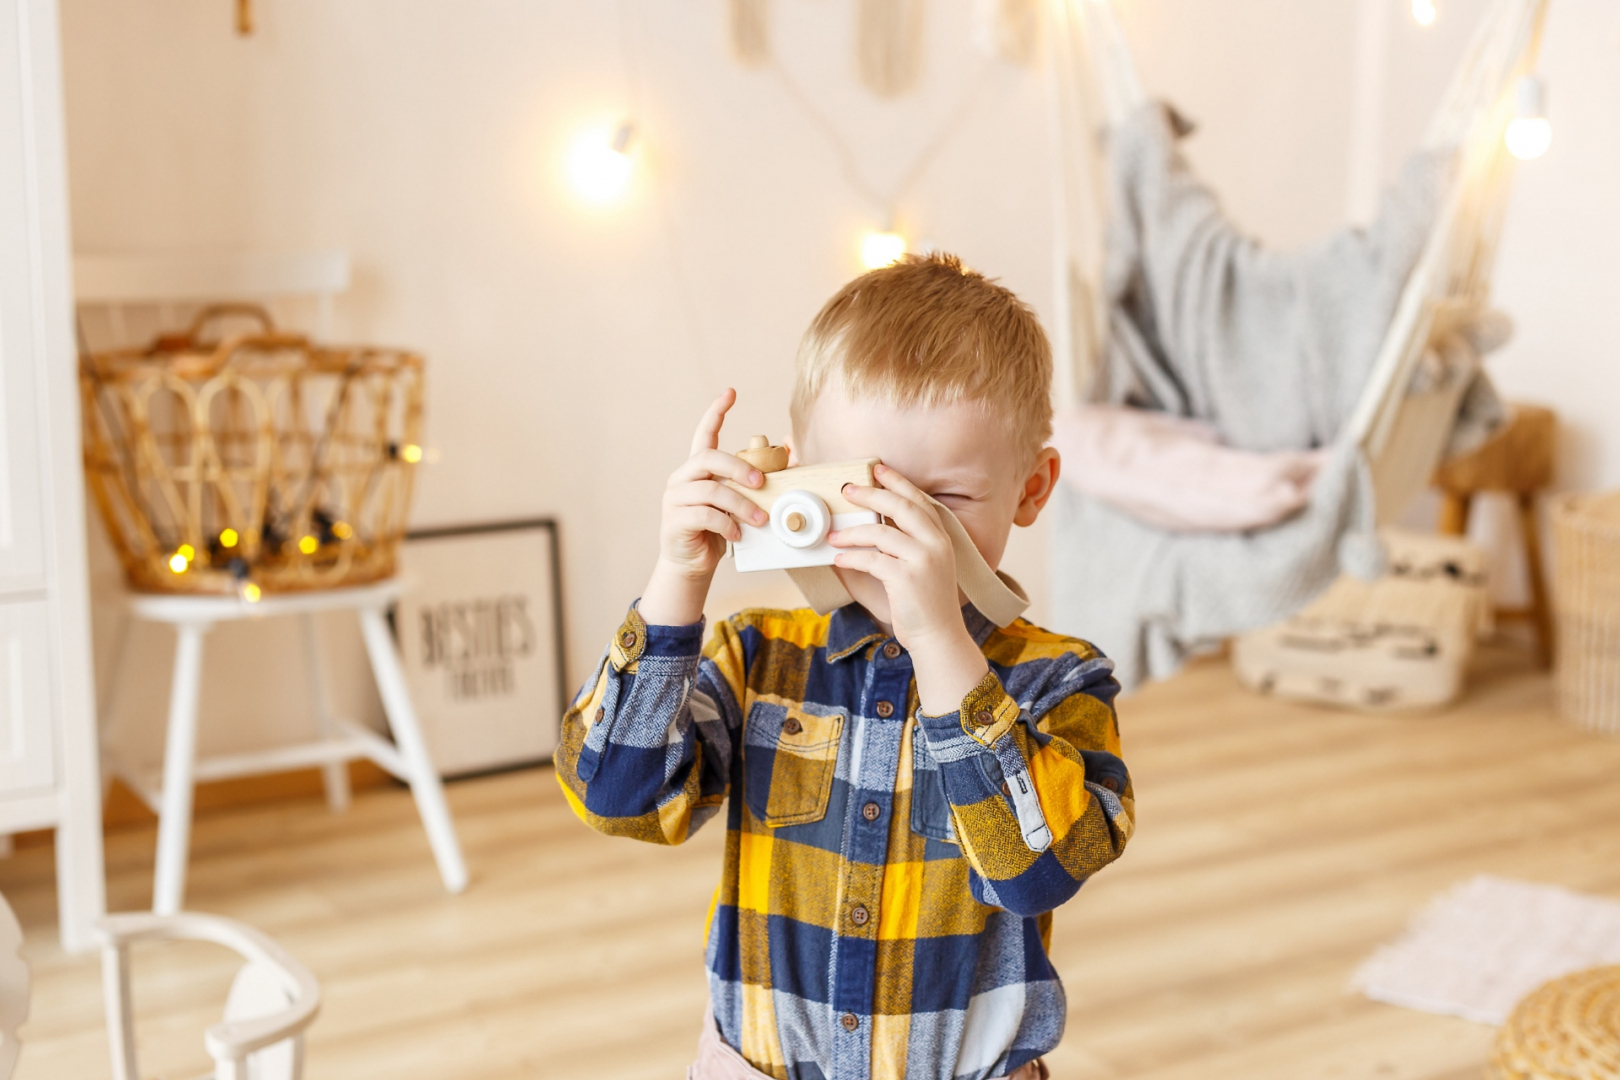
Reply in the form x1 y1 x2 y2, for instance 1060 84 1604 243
556 601 1134 1080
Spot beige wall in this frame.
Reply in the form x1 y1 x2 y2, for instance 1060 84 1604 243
61 0 1620 759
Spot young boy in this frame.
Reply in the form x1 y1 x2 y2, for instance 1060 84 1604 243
556 254 1134 1080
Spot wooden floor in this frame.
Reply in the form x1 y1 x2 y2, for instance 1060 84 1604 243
6 645 1620 1079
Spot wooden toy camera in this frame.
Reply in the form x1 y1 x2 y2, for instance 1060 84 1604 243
725 437 879 572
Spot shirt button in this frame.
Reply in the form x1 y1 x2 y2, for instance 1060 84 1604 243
1101 776 1121 794
882 642 902 660
850 904 870 926
619 629 637 648
861 801 881 822
974 708 994 726
841 1012 859 1032
782 718 802 736
875 700 895 719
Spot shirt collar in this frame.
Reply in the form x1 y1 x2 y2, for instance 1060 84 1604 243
824 602 1000 664
826 604 886 663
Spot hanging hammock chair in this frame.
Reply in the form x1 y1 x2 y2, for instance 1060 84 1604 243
1042 0 1550 689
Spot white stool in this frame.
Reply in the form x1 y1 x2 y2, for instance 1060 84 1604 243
108 579 467 914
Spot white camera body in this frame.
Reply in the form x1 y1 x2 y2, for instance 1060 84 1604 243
724 446 880 573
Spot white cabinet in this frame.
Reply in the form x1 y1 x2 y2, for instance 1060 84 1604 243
0 602 56 795
0 0 46 594
0 0 107 951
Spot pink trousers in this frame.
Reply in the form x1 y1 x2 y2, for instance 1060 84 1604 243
687 1009 1049 1080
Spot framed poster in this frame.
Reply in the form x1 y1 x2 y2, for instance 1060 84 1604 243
395 519 567 777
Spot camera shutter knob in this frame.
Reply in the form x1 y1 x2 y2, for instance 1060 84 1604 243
785 512 807 533
737 435 790 473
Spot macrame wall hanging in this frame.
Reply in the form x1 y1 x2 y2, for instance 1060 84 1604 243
978 0 1039 67
728 1 1035 94
857 0 927 97
728 0 771 68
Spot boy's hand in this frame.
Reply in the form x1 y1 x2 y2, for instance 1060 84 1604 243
829 464 989 714
638 389 768 627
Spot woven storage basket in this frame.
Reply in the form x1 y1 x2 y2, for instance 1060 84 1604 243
1490 965 1620 1080
81 306 424 596
1551 491 1620 735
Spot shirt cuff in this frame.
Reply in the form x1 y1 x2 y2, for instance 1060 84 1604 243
915 669 1020 748
610 604 706 672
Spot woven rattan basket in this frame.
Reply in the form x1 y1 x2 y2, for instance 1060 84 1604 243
81 306 424 597
1490 965 1620 1080
1551 491 1620 736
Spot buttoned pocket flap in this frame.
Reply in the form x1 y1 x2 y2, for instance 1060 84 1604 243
743 702 844 828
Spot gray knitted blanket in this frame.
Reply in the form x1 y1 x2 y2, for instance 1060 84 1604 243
1051 104 1502 690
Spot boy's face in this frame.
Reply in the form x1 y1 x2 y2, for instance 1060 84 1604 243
793 377 1059 628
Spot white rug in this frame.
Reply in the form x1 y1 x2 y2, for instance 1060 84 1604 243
1352 875 1620 1024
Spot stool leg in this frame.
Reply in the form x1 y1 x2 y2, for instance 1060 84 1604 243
357 607 468 894
1518 493 1555 669
298 613 351 813
1438 491 1473 537
97 608 134 771
154 623 208 915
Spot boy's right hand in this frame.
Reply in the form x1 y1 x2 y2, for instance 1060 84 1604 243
638 389 768 626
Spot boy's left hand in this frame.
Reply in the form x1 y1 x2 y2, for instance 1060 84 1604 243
829 464 989 713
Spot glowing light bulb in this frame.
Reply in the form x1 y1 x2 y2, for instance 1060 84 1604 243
219 528 239 548
400 443 424 464
1505 117 1551 160
298 535 319 555
567 121 635 204
1505 75 1551 160
861 231 907 270
1411 0 1436 26
177 543 196 561
169 552 189 573
240 581 262 603
332 521 353 540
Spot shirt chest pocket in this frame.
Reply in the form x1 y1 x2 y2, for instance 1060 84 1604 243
743 703 844 828
910 733 958 844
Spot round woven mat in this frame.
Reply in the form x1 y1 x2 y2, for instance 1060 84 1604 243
1490 965 1620 1080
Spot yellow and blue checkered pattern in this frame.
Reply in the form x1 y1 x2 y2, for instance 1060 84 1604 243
557 602 1134 1080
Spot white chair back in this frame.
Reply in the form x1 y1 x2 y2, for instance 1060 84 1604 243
99 911 320 1080
74 249 350 351
0 892 28 1080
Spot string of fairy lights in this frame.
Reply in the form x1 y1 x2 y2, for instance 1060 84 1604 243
567 0 1553 262
1409 0 1552 160
567 15 997 272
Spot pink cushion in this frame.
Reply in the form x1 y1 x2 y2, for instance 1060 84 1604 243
1052 406 1327 532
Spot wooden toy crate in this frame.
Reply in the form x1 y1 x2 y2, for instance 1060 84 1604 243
80 306 424 596
1552 490 1620 735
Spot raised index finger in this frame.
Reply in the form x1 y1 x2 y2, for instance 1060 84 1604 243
691 388 738 457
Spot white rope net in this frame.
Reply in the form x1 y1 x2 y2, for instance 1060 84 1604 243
1045 0 1550 523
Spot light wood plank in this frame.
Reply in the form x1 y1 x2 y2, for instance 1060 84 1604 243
3 644 1617 1079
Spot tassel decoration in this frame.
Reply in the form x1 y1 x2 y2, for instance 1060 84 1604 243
857 0 926 97
728 0 770 67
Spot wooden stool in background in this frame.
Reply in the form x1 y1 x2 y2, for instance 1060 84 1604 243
1433 403 1556 667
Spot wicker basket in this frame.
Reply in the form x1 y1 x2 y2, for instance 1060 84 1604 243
1552 491 1620 735
1490 965 1620 1080
81 305 425 597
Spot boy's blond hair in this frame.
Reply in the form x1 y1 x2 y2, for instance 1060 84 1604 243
789 253 1053 463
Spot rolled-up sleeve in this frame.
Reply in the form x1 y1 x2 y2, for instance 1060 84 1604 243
914 647 1134 917
555 606 749 845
